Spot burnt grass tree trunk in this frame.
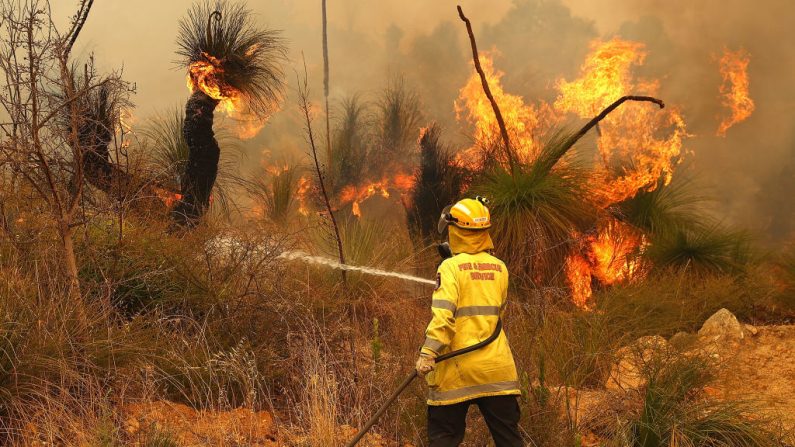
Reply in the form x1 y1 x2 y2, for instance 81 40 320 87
72 83 135 197
407 124 467 241
79 87 114 192
172 91 220 227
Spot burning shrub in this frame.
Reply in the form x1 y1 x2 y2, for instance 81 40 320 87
474 131 597 293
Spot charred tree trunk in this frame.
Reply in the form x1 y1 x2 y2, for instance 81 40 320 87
172 91 220 227
407 125 467 241
79 100 114 192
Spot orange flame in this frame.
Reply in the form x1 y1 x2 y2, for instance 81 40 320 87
554 39 646 116
455 39 688 308
186 54 267 140
555 38 687 207
336 173 417 218
565 253 593 309
455 54 552 164
588 220 644 285
153 187 183 208
717 48 754 136
566 221 645 305
296 175 312 216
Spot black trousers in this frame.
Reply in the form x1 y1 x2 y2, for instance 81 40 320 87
427 395 523 447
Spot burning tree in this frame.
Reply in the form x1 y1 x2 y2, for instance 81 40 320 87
173 0 286 227
452 31 686 306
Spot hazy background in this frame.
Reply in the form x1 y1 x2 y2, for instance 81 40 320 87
55 0 795 242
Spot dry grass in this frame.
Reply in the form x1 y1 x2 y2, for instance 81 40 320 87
1 171 792 446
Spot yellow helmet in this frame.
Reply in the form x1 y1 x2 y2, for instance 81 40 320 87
437 197 491 233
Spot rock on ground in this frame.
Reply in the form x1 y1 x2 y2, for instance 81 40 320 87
606 335 671 391
698 308 745 340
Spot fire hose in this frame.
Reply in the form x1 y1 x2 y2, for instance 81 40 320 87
345 319 504 447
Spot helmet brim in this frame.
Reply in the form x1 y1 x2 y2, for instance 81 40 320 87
437 205 453 234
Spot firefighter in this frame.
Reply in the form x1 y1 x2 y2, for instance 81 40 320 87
415 197 523 447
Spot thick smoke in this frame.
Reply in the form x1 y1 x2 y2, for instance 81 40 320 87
56 0 795 242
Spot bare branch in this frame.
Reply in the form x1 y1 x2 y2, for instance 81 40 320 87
297 55 347 284
63 0 94 59
544 95 666 172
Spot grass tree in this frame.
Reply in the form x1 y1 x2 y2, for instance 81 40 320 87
644 224 752 275
173 0 286 227
474 132 597 291
329 96 370 194
375 78 423 164
67 68 133 196
615 178 707 238
406 124 469 242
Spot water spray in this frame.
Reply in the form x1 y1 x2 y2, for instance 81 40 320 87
277 250 436 286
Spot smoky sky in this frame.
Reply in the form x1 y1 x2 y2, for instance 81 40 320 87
55 0 795 242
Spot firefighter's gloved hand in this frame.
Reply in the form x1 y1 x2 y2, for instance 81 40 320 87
415 353 436 377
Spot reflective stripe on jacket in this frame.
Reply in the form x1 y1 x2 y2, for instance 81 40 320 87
421 251 520 406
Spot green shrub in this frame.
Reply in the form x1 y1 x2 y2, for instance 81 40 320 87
594 272 753 337
644 224 752 275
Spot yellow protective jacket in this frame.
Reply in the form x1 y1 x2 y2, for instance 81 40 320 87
421 228 520 406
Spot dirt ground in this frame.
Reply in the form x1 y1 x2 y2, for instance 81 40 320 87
123 401 279 446
715 324 795 431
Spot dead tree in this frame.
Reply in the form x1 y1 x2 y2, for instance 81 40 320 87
540 95 665 174
322 0 332 164
0 0 127 301
297 60 347 284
